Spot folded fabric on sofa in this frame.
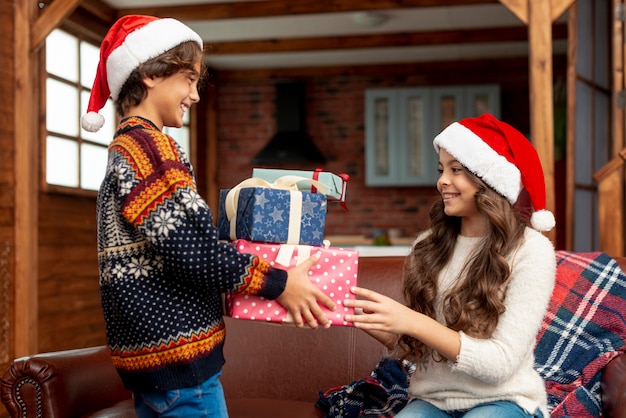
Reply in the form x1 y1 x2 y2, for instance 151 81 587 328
315 357 415 418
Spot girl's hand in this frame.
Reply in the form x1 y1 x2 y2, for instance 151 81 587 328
344 286 417 337
345 286 461 361
277 252 336 329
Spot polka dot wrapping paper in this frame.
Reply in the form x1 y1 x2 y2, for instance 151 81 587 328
226 239 359 326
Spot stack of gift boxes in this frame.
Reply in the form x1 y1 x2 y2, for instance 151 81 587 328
217 168 357 327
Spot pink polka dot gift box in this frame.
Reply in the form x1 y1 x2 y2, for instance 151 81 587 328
226 239 359 326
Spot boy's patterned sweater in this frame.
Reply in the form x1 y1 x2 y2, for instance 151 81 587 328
96 116 287 392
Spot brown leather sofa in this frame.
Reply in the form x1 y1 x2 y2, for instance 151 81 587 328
2 255 626 418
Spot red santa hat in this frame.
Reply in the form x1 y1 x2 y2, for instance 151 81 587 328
433 113 555 232
81 15 203 133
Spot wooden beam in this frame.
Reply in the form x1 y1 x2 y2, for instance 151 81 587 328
31 0 82 51
528 0 556 242
501 0 559 242
14 0 39 356
614 0 626 157
207 24 567 55
117 0 499 20
500 0 574 24
214 55 533 80
79 0 116 23
551 0 575 21
499 0 529 24
206 85 219 219
564 0 577 250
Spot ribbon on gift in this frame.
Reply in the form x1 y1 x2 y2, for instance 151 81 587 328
275 240 332 267
312 168 350 210
275 240 331 267
275 244 311 267
225 176 329 244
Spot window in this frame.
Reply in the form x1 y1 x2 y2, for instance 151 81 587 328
45 29 114 192
44 29 193 193
365 85 500 186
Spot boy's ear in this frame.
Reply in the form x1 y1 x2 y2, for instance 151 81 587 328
142 75 157 89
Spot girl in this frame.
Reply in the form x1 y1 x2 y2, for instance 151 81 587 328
345 114 556 418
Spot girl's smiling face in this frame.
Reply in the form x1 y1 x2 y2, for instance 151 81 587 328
437 148 482 222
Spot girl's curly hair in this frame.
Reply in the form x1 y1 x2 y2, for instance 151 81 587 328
398 168 528 364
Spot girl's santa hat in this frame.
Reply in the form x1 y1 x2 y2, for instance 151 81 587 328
433 113 556 232
81 15 203 133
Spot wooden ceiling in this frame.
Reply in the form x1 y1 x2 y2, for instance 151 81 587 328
84 0 570 70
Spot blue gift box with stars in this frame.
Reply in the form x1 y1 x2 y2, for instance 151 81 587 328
217 187 327 246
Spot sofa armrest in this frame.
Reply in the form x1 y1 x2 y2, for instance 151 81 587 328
602 351 626 418
1 346 132 418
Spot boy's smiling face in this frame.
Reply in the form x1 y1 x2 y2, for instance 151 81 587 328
138 58 202 131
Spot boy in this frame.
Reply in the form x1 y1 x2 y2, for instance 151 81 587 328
81 15 334 417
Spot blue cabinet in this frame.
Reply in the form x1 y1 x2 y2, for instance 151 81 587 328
365 85 500 186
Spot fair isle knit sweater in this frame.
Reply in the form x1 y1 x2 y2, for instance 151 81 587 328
96 116 287 392
409 228 555 417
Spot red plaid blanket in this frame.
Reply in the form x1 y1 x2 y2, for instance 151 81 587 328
534 251 626 417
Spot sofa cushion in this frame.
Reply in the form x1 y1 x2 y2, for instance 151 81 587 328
226 399 323 418
534 251 626 417
81 399 136 417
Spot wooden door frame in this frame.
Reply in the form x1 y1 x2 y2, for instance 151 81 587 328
13 0 81 357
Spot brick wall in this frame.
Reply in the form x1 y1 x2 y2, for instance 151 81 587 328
215 75 439 240
213 58 553 240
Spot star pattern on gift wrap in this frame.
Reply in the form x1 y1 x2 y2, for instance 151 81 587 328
220 186 327 245
253 211 264 224
269 207 285 222
301 194 318 218
254 191 270 208
263 217 279 229
263 230 279 242
273 191 288 202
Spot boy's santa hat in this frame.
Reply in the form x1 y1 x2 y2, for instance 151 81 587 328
433 113 555 232
81 15 203 133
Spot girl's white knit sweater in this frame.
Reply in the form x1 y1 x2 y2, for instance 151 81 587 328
408 228 555 416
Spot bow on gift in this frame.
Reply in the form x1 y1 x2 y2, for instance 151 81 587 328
312 168 349 210
225 176 329 244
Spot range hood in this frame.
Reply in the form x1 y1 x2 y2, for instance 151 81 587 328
251 81 326 165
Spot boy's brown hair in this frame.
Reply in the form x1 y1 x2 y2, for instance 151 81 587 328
116 41 205 116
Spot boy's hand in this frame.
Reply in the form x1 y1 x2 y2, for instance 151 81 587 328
277 252 336 328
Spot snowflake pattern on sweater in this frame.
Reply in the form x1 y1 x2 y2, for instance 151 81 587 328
97 116 287 392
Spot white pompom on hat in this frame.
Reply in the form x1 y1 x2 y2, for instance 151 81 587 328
433 113 556 232
81 15 203 133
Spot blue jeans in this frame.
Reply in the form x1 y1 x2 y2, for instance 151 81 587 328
133 372 228 418
395 399 542 418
